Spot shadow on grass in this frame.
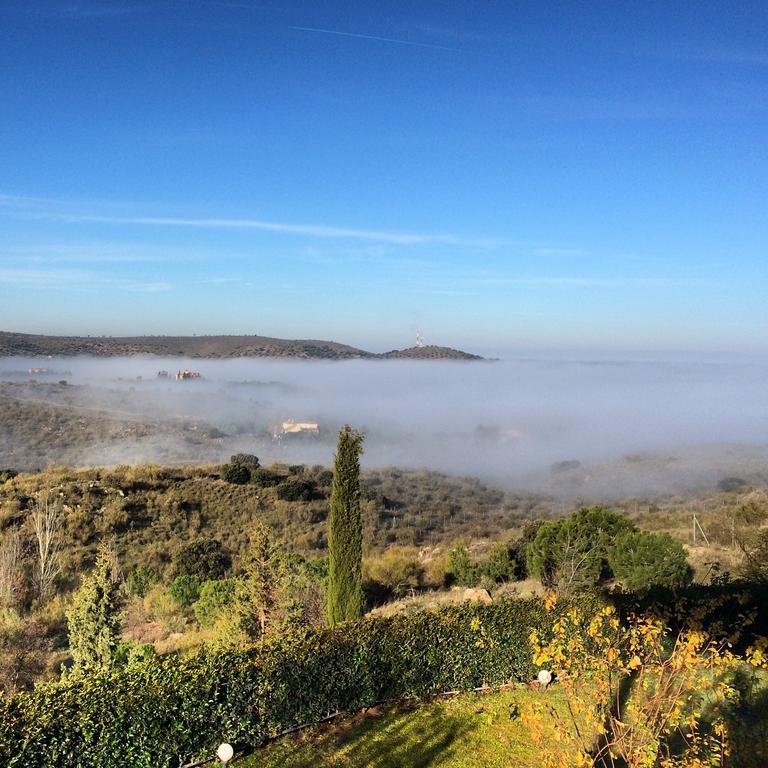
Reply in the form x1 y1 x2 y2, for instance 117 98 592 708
262 703 474 768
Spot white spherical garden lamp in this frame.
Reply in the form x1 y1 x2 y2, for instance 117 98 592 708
216 742 234 767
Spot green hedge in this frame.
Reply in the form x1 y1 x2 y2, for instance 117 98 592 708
3 585 764 767
0 597 595 768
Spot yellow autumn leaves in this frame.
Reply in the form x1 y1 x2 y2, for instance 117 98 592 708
524 596 768 768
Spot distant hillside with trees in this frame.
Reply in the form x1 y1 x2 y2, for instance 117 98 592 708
0 331 483 360
0 462 545 579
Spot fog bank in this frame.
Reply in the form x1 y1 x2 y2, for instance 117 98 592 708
2 355 767 498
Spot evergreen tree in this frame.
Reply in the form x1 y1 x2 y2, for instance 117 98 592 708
608 531 692 592
447 543 478 586
527 507 636 593
236 521 283 638
326 425 364 626
235 524 323 638
66 543 123 674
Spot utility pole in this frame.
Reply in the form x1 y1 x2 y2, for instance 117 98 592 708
692 511 709 546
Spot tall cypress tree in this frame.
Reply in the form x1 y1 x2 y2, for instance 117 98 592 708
326 425 364 626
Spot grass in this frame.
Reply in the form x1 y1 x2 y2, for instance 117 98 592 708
237 668 768 768
4 616 765 767
240 687 587 768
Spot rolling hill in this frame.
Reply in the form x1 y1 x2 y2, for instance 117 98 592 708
0 332 483 360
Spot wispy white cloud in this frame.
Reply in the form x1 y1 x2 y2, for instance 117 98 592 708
0 243 167 264
122 281 173 292
464 275 692 288
463 275 700 288
0 267 173 293
0 268 87 288
61 213 453 245
197 276 239 285
0 193 529 249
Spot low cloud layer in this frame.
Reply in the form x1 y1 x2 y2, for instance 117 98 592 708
3 355 767 498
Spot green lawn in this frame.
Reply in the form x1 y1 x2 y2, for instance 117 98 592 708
237 668 768 768
239 687 581 768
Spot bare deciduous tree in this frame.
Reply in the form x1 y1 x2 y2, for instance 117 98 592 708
0 528 24 609
0 619 50 694
29 492 62 602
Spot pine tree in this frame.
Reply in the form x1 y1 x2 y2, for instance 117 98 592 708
236 521 283 638
326 425 364 626
66 543 123 674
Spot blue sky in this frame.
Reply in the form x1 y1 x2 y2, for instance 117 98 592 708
0 0 766 354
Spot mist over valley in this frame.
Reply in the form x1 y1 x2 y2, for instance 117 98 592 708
3 354 766 499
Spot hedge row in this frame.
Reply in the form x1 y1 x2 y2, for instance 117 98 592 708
0 597 595 768
5 585 762 768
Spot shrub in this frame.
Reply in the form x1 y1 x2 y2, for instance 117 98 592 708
250 468 281 487
221 463 250 485
168 575 201 609
276 478 314 502
363 548 425 602
718 476 748 493
125 565 158 599
481 543 517 583
172 539 232 581
525 596 768 768
608 531 692 592
740 529 768 584
229 453 260 470
142 585 185 632
0 618 50 694
234 529 327 639
508 521 543 579
446 544 479 587
113 640 156 668
194 579 237 628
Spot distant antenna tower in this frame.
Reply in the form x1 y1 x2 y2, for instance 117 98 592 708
415 331 425 348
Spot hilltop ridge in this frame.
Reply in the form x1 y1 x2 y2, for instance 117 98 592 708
0 331 482 360
380 344 482 360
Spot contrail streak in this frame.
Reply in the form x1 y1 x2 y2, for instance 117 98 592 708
288 26 463 52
